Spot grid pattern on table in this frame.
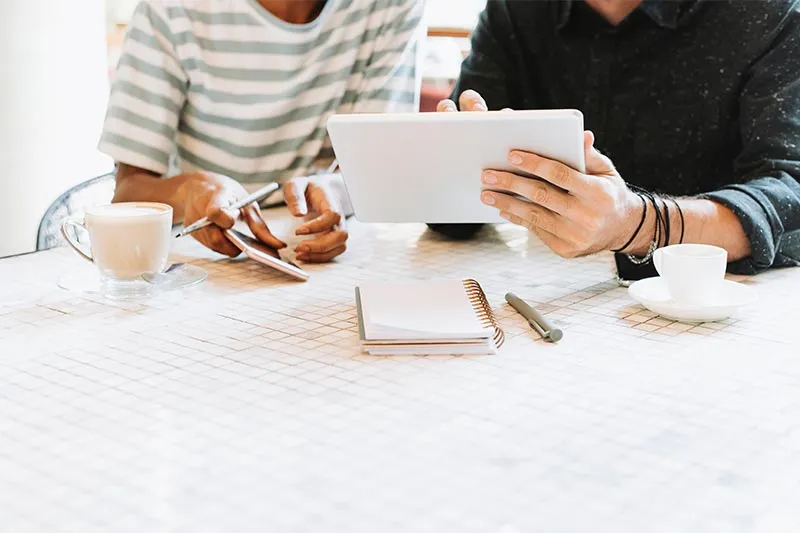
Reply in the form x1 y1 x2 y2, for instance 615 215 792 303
1 220 799 533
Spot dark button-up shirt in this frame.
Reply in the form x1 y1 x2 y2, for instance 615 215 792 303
450 0 800 273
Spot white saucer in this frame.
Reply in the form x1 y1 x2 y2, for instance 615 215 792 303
628 277 758 323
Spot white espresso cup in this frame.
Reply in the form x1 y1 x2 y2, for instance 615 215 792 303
60 202 173 298
653 244 728 306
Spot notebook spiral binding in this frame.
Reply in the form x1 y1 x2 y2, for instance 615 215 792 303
462 279 506 348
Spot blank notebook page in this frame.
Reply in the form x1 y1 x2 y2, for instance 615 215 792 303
359 281 492 341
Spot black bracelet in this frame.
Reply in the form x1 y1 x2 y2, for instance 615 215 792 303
651 193 662 248
613 193 647 253
675 199 685 244
626 190 661 264
662 197 671 247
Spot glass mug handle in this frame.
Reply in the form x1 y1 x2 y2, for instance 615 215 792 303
60 218 93 263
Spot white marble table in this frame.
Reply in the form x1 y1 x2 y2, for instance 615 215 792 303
1 214 799 533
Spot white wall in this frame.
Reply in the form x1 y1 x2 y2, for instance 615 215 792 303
0 0 113 257
424 0 486 29
105 0 139 25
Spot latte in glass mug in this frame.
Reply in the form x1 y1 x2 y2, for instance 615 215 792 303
61 202 173 297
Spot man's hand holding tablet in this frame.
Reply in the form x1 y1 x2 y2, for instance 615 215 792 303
327 101 586 226
439 90 646 258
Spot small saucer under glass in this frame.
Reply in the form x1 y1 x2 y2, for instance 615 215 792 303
58 263 207 299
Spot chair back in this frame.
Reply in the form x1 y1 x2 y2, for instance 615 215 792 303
36 172 116 251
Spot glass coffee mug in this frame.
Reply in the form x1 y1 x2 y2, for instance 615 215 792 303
60 202 173 299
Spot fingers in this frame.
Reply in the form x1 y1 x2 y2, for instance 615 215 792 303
306 182 333 215
507 150 594 194
500 211 573 255
205 195 237 230
296 210 341 235
584 130 595 152
482 170 573 215
284 178 309 217
292 182 349 261
296 229 348 254
485 192 563 236
459 89 488 111
583 131 617 176
437 99 458 112
241 203 287 249
296 233 348 263
295 230 348 262
193 227 241 258
298 244 347 264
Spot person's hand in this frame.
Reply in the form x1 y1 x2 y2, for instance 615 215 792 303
283 174 348 263
437 89 491 113
480 132 643 258
180 172 286 257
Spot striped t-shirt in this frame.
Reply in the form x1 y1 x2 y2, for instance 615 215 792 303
99 0 423 185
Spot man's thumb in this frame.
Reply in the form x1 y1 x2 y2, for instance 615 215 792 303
584 130 615 175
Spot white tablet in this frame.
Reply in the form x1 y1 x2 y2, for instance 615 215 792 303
327 110 585 224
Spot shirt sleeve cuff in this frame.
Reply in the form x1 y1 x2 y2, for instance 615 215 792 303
98 137 170 177
701 187 781 274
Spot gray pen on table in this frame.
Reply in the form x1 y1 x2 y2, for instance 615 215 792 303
175 182 280 238
505 292 563 343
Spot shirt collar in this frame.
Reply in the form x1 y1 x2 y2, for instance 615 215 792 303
641 0 682 29
557 0 688 31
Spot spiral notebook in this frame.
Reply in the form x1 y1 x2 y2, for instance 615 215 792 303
355 279 505 355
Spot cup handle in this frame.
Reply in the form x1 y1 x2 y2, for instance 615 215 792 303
653 248 663 276
60 218 93 263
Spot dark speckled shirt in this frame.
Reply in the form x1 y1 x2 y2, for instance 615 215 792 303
450 0 800 274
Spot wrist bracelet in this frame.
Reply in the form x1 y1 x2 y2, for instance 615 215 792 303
626 240 658 265
625 190 662 265
612 193 647 253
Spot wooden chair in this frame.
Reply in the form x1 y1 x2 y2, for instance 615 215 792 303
427 27 472 40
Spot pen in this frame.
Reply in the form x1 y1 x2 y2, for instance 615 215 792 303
175 182 280 238
505 292 563 343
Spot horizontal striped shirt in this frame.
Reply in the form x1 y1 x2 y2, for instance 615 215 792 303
99 0 423 185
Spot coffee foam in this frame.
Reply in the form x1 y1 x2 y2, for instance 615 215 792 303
89 204 167 218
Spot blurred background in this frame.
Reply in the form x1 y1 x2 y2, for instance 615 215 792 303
0 0 486 258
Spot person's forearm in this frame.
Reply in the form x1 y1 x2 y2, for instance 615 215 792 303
626 198 751 261
113 164 193 223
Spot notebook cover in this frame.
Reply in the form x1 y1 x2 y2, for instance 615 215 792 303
355 280 505 349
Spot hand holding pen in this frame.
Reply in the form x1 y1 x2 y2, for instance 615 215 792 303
175 161 340 259
177 174 285 257
176 182 281 238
